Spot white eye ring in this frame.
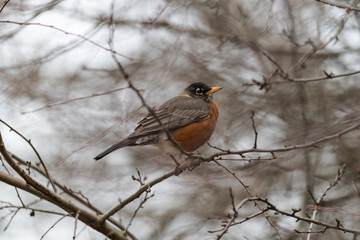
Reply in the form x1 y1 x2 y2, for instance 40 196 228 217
195 88 203 95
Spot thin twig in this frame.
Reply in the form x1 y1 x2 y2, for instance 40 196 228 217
0 0 10 13
6 154 138 240
99 158 201 223
252 197 360 234
56 105 142 166
125 191 154 235
314 0 360 11
108 2 129 79
40 214 70 240
289 0 357 72
215 188 239 240
306 205 360 217
307 164 347 240
22 87 129 114
0 20 141 62
0 205 69 216
3 208 19 231
73 211 80 240
212 160 283 240
202 121 360 161
0 119 57 192
250 110 258 149
0 132 129 240
246 69 360 87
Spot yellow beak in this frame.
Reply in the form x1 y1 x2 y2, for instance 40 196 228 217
206 87 222 95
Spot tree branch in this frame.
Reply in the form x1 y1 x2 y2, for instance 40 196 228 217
0 119 57 192
314 0 360 11
0 20 140 62
202 121 360 161
306 164 347 240
0 131 129 240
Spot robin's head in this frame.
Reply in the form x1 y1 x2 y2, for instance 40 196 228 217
183 82 222 102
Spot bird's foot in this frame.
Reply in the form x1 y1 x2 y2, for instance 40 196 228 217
186 156 201 171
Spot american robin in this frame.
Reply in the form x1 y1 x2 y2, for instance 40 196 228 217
94 82 222 160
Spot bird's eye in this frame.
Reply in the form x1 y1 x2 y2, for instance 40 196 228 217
195 88 203 95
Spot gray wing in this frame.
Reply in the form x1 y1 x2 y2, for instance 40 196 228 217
131 96 209 138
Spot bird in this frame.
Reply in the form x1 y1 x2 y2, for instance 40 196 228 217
94 82 222 160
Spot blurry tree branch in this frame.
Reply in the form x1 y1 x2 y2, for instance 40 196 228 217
10 153 138 240
227 196 360 235
21 87 129 114
0 0 9 13
315 0 360 11
0 20 140 62
203 121 360 161
0 119 56 192
210 164 356 239
0 131 131 240
306 164 347 240
248 51 360 90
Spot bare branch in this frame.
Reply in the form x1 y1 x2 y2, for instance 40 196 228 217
247 69 360 87
0 0 9 13
214 188 238 240
314 0 360 11
0 20 141 62
108 3 129 80
253 197 360 234
21 87 129 114
73 211 80 240
10 153 138 240
250 110 258 149
0 132 129 240
202 122 360 161
3 208 19 231
289 0 357 72
307 164 347 240
40 214 70 240
212 160 283 239
125 191 154 235
0 119 57 192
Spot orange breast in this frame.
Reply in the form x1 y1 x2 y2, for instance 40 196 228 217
171 102 219 152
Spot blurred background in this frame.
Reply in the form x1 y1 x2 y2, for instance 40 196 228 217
1 0 360 239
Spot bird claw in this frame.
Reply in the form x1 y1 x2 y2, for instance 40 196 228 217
186 157 201 171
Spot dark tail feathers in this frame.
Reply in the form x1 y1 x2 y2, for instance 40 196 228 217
94 138 135 160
